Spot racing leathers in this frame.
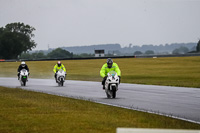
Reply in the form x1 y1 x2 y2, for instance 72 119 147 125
17 64 29 80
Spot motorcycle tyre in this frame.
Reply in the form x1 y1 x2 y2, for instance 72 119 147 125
23 81 26 86
112 86 116 98
106 91 111 98
61 78 64 86
106 84 111 98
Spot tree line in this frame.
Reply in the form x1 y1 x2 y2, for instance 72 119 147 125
62 42 199 55
20 48 75 60
1 22 200 60
19 48 98 60
133 46 192 55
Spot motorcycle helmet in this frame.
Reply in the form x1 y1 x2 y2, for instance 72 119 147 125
57 61 61 67
107 58 113 68
21 61 26 67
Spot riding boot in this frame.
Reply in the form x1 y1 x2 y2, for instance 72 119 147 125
17 73 20 80
103 85 105 90
102 76 107 90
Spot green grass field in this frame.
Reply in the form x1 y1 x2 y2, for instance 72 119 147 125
1 56 200 88
0 56 200 132
0 86 200 133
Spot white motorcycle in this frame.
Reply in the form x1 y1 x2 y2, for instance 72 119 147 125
19 69 29 86
105 71 120 98
56 69 66 86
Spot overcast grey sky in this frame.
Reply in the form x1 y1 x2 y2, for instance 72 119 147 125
0 0 200 50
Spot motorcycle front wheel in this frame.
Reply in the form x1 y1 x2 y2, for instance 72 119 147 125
23 81 26 86
111 86 116 98
21 81 26 86
61 78 64 86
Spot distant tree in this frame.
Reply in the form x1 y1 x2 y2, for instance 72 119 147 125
0 22 36 59
47 48 73 58
129 43 132 48
19 51 46 60
134 51 143 55
20 52 32 60
172 49 179 54
180 46 189 53
172 46 189 54
190 46 196 52
36 52 46 59
78 53 93 57
145 50 154 55
196 40 200 52
0 27 3 35
32 52 46 59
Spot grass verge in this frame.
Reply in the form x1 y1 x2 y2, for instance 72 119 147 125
0 86 200 133
0 56 200 88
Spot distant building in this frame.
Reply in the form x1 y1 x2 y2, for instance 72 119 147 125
94 50 105 57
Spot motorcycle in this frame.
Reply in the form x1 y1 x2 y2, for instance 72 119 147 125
105 71 119 98
56 69 66 86
19 69 29 86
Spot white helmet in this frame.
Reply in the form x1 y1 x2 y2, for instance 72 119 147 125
21 61 26 67
57 61 61 67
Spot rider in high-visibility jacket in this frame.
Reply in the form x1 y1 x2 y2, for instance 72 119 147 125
100 58 121 89
53 61 66 82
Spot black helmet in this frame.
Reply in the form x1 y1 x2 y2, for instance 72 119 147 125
57 61 61 67
107 58 113 68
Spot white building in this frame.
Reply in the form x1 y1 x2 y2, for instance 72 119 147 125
94 50 105 57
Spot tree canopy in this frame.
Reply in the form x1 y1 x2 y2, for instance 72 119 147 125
172 46 189 54
196 40 200 52
145 50 154 55
0 22 37 59
47 48 73 59
134 51 143 55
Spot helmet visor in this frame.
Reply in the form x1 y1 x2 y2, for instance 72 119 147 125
107 63 113 68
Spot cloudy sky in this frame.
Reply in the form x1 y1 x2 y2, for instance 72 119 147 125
0 0 200 50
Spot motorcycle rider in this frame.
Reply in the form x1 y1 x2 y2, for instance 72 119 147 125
17 61 29 80
53 61 66 83
100 58 121 89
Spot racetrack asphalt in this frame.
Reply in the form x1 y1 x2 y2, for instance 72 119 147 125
0 77 200 124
